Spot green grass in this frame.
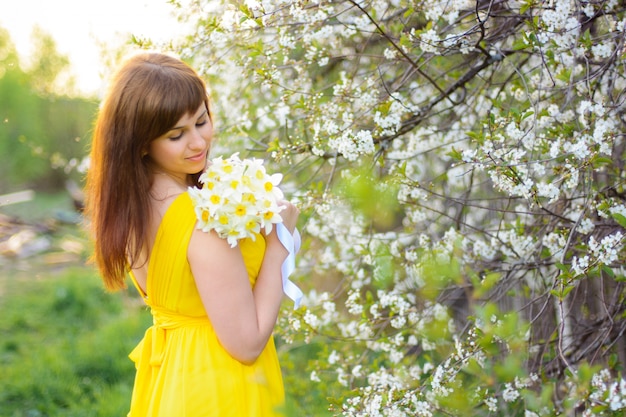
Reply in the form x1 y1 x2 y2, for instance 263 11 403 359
0 267 149 417
279 339 335 417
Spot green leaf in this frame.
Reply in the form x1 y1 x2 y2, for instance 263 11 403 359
512 38 528 51
550 284 574 299
611 212 626 228
239 4 253 18
556 68 571 83
561 285 574 298
520 0 533 14
601 265 615 278
267 138 281 153
447 147 463 161
593 156 613 167
466 131 481 140
473 272 500 298
334 166 401 231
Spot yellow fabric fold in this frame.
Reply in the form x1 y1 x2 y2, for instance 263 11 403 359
148 306 210 367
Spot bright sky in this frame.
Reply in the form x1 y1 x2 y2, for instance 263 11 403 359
0 0 189 96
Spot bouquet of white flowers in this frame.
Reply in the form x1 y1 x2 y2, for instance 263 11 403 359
188 153 285 248
188 153 302 308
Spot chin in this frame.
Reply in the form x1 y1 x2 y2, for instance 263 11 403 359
197 161 208 172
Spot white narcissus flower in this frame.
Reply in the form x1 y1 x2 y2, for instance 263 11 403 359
188 153 285 247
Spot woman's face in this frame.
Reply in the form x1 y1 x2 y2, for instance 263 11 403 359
147 103 213 182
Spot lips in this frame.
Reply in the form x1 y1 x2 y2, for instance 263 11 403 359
187 151 207 161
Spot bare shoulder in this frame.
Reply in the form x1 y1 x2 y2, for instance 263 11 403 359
187 227 244 267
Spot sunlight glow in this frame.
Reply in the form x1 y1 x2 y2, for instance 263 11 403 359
0 0 188 96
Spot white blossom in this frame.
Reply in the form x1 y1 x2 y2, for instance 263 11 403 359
419 29 441 54
536 182 560 203
571 255 590 276
502 383 520 402
485 396 497 412
592 42 614 59
577 218 595 235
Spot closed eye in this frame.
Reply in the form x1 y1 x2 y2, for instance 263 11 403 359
169 130 184 141
167 111 209 140
196 115 209 127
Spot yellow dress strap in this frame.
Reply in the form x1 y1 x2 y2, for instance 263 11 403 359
128 270 148 299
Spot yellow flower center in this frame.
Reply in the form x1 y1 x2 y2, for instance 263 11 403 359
219 215 229 225
210 195 221 204
235 204 247 216
242 193 256 204
201 210 210 222
264 182 273 192
263 211 274 220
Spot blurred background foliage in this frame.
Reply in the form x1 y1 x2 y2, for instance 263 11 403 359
0 26 97 194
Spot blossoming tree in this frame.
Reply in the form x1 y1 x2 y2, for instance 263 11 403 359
162 0 626 415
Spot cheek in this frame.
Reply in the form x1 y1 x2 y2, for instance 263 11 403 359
148 141 179 164
201 121 214 139
202 126 213 144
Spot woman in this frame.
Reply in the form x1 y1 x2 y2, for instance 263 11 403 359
84 52 298 416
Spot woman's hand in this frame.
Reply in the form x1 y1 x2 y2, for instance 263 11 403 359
277 200 300 234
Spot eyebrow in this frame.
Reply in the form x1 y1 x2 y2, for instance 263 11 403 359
168 109 208 131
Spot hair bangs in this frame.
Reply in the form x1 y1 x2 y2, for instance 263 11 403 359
136 62 209 144
157 71 207 127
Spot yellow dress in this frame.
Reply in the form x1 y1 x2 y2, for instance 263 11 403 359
127 192 285 416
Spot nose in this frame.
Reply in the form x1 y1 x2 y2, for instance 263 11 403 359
189 126 208 151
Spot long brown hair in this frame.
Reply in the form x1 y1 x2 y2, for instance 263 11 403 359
84 53 210 290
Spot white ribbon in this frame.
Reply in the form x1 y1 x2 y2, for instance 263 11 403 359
276 223 303 309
